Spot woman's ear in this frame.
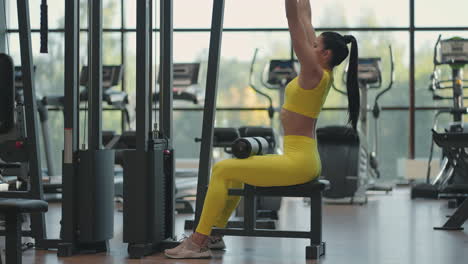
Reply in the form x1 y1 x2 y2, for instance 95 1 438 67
322 49 332 63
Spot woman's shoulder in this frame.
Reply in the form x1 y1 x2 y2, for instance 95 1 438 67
298 68 330 90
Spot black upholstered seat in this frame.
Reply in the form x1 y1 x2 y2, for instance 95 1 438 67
0 199 48 213
0 198 48 264
229 179 330 197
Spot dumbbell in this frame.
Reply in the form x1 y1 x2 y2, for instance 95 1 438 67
231 137 270 159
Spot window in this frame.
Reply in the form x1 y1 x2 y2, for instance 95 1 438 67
6 0 467 180
313 0 409 27
6 0 65 29
415 0 468 27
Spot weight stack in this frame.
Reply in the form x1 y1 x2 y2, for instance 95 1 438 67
123 139 168 248
77 149 115 242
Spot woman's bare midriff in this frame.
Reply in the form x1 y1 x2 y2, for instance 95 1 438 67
281 108 317 139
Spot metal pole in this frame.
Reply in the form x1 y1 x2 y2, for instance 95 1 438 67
136 0 150 152
88 0 103 150
452 69 464 122
160 0 174 239
148 0 153 131
160 0 173 139
0 0 6 53
120 0 126 132
62 0 80 245
409 0 415 159
16 0 46 241
194 0 225 228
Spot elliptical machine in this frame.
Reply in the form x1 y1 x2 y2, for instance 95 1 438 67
317 46 394 204
411 36 468 200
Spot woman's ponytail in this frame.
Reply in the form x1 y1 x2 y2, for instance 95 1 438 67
344 35 360 131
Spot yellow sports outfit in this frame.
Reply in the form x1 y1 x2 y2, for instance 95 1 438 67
196 70 333 235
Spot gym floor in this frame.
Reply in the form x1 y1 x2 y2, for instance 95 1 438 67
7 187 468 264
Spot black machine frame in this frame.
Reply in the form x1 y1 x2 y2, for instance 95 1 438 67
59 0 116 256
411 36 468 200
121 0 178 259
0 0 6 53
193 0 225 229
410 36 468 230
0 0 51 249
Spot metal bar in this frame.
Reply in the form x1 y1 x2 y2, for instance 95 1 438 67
148 0 153 132
120 0 126 132
227 188 325 197
452 69 464 122
213 228 312 238
165 27 468 32
16 0 46 242
136 0 150 152
63 0 80 246
5 214 21 264
309 192 322 244
36 101 56 177
163 27 413 32
0 0 6 52
432 158 450 185
244 186 256 232
0 230 34 237
194 0 225 229
409 0 415 159
412 27 468 31
35 239 61 249
411 107 461 111
0 192 38 199
48 107 129 111
437 197 468 230
88 0 103 149
6 26 468 33
160 0 173 139
155 106 411 111
160 0 175 239
45 106 455 112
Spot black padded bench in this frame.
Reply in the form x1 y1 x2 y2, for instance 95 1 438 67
212 179 330 259
0 199 48 264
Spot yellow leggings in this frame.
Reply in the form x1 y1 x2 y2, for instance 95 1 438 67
196 135 321 235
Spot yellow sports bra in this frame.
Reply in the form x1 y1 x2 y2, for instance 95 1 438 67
282 70 332 118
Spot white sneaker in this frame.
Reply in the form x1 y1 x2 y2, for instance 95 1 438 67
208 235 226 250
164 236 212 259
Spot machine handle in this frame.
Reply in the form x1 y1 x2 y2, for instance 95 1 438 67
40 0 48 54
433 94 468 100
433 34 442 66
375 45 394 103
260 63 278 90
248 49 274 108
331 81 347 96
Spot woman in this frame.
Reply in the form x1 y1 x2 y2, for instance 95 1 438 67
165 0 359 259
